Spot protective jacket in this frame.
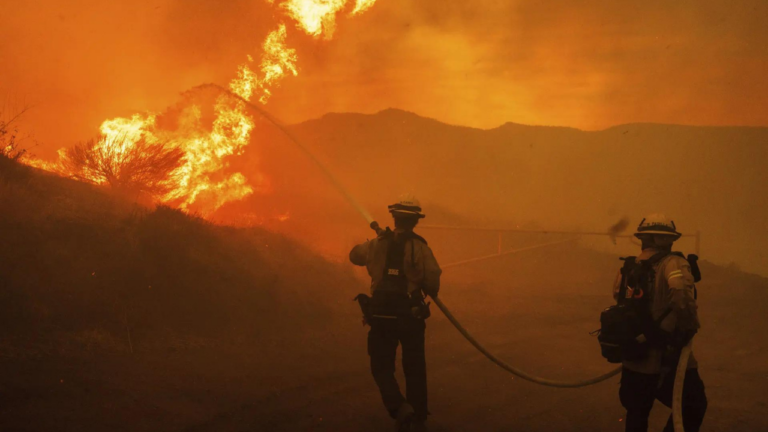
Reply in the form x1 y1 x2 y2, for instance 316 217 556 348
350 229 441 297
612 248 700 374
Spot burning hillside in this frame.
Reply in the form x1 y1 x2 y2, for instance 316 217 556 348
24 0 378 215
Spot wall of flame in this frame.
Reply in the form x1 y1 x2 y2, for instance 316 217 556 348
26 0 378 215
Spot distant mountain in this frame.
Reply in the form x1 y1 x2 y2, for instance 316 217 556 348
227 108 768 275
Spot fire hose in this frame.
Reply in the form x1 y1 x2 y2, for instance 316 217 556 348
197 82 690 430
673 340 694 432
432 296 621 388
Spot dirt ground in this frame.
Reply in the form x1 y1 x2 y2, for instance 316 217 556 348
1 261 766 432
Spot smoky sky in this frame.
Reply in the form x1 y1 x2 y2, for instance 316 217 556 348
2 0 767 155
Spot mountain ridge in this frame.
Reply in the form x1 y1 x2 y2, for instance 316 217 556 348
238 106 768 276
293 108 768 133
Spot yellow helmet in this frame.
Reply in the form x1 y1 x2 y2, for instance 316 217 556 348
634 213 682 239
388 193 426 219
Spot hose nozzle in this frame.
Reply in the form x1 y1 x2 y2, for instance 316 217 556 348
370 221 383 235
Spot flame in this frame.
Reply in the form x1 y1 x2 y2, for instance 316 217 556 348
230 63 259 101
351 0 376 15
281 0 378 38
99 114 158 151
42 96 259 214
282 0 348 39
231 24 298 104
164 99 257 211
258 24 298 103
23 155 62 173
26 0 377 216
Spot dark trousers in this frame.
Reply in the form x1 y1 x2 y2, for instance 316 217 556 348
368 317 428 421
620 368 707 432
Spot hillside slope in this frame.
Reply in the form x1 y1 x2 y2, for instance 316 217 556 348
0 156 360 354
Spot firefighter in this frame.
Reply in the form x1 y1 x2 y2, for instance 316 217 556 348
614 214 707 432
350 194 441 432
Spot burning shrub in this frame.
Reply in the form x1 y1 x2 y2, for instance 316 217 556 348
0 125 24 162
0 107 28 162
61 135 185 196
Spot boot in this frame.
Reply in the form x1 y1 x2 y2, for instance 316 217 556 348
395 402 415 432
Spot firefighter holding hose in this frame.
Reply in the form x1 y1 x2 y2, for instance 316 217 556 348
609 214 707 432
350 194 441 432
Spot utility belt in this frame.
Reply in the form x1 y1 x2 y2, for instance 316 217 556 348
354 288 431 323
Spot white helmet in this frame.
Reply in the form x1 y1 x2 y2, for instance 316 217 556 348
388 193 425 219
634 213 682 239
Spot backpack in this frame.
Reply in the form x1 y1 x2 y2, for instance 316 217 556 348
596 251 702 363
596 252 674 363
354 230 431 322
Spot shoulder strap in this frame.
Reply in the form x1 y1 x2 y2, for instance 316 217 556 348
397 231 428 265
617 256 636 305
382 233 409 283
656 306 673 325
402 231 427 246
686 253 702 283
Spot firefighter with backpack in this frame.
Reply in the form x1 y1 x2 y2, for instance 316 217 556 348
599 214 707 432
350 194 441 432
